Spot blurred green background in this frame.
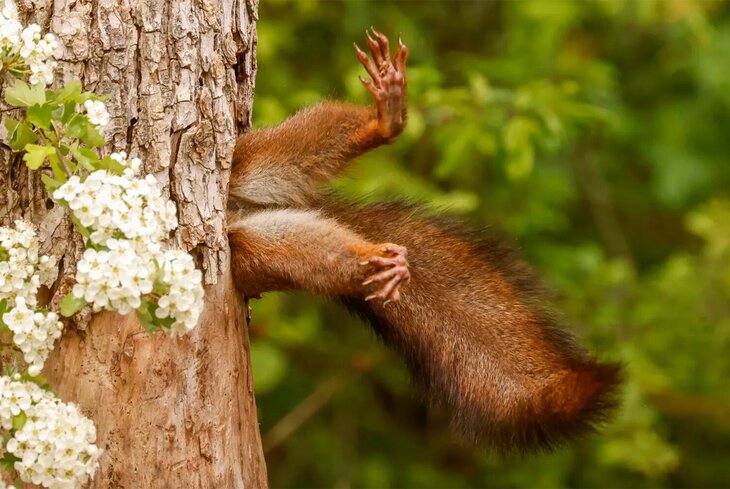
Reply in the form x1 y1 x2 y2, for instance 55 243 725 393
247 1 730 487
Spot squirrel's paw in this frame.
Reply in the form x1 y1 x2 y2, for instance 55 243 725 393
360 243 410 304
353 28 409 140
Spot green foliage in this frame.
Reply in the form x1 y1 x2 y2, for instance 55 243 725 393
22 144 55 170
10 412 25 432
59 293 87 317
0 451 19 472
250 1 730 487
4 118 37 151
3 77 107 188
4 80 45 107
135 299 175 333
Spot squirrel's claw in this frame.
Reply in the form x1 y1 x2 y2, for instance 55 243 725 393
362 243 410 303
355 29 408 139
354 42 380 83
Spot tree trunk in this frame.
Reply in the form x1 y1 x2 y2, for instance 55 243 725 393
1 0 267 487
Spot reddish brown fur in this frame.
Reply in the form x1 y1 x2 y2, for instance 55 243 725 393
228 208 408 301
325 201 621 450
230 103 391 209
227 30 621 453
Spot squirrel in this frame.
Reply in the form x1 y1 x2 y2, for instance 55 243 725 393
227 29 621 453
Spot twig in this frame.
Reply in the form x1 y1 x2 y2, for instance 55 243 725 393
263 374 351 453
573 143 634 267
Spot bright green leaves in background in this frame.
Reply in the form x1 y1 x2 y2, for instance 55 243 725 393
249 1 730 487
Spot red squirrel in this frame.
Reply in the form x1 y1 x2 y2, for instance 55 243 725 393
228 29 621 452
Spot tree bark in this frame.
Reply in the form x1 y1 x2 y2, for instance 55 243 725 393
0 0 267 487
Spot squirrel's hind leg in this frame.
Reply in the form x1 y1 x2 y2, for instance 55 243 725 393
228 208 409 302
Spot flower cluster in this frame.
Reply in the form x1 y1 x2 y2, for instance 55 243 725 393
72 239 153 315
54 156 203 335
3 298 63 376
156 250 204 335
70 241 204 336
0 3 20 50
53 164 177 246
0 222 62 375
0 376 100 489
83 100 110 129
0 2 23 52
0 7 57 85
0 221 57 308
19 25 57 86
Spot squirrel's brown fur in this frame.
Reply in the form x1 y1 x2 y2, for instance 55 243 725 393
227 29 621 453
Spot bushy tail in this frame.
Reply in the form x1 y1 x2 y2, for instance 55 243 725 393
325 201 622 452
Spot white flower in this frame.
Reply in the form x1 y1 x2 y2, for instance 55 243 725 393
3 296 34 332
0 377 101 489
18 24 40 57
71 235 204 335
29 59 56 85
55 169 178 248
1 0 18 20
10 24 57 85
52 158 202 334
83 100 110 128
52 175 81 202
0 221 57 307
73 239 155 315
0 222 60 374
155 250 204 335
0 15 21 49
3 297 63 373
110 151 142 175
0 7 56 85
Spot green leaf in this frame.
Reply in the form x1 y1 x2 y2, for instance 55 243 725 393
41 174 63 194
26 103 55 130
22 144 55 170
60 101 78 124
157 315 175 329
60 292 87 317
28 371 48 384
70 145 100 171
51 80 83 104
11 411 26 431
503 116 538 152
0 451 19 471
0 298 7 330
135 300 176 333
47 153 69 181
503 116 537 180
98 155 127 174
4 79 45 107
66 115 88 139
3 117 19 132
136 301 158 334
4 118 38 151
21 371 48 387
69 214 91 239
66 115 108 148
82 125 107 148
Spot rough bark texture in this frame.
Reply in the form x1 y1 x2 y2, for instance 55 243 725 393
0 0 267 487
